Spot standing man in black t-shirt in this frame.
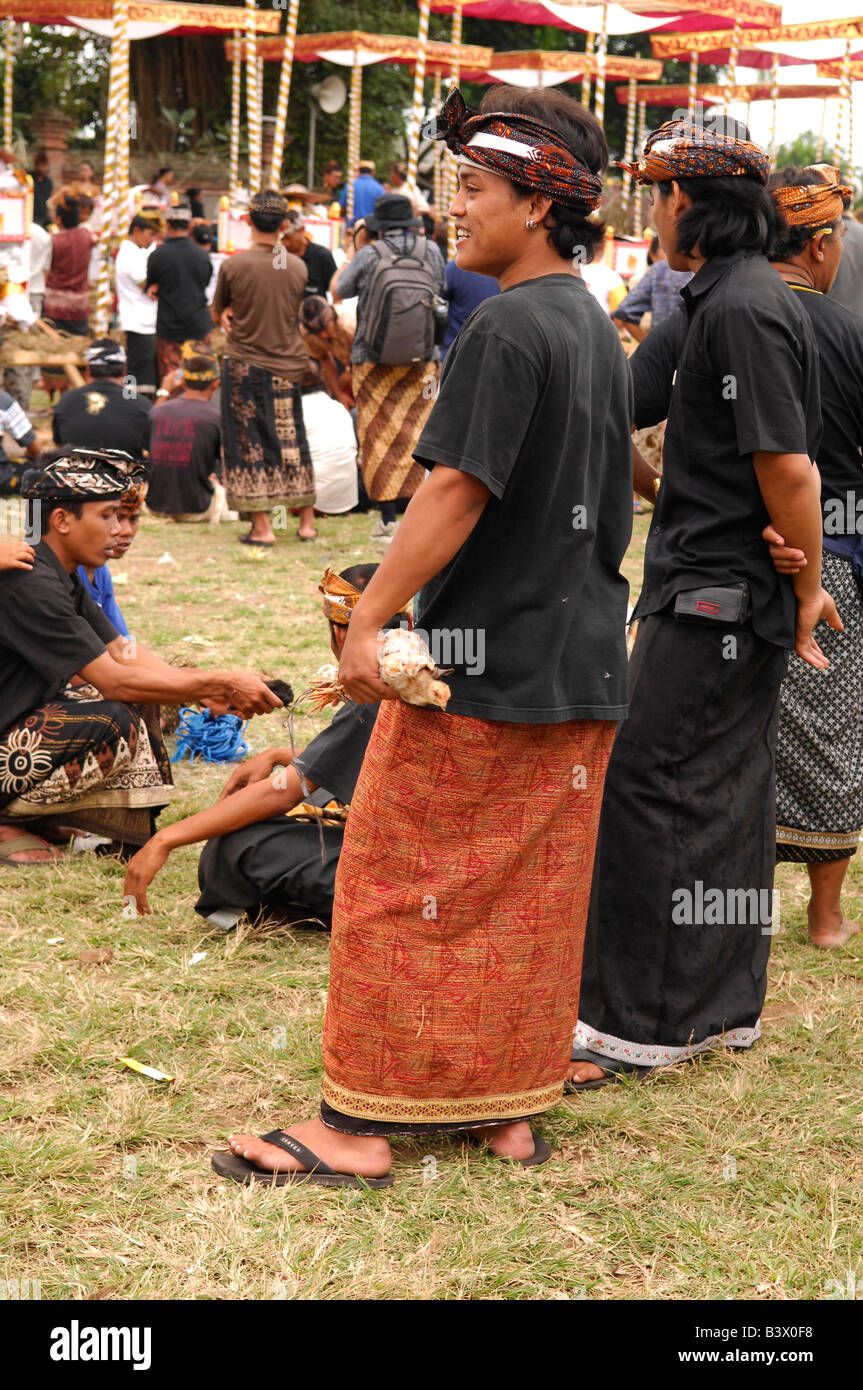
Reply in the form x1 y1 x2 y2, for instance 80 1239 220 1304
569 117 840 1093
144 204 213 384
52 339 152 458
283 212 338 298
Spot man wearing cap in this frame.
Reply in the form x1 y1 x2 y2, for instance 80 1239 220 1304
52 338 152 458
144 203 213 384
334 193 445 542
146 346 224 523
0 449 281 864
212 190 314 546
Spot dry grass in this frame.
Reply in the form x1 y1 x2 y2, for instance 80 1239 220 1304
1 506 862 1301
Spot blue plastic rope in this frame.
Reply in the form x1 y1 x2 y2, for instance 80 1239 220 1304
170 707 249 765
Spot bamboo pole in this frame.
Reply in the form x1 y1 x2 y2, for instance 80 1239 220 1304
115 16 131 229
594 5 609 128
621 77 636 224
269 0 300 190
688 51 698 118
246 0 262 191
446 0 463 259
633 99 646 240
769 59 780 161
722 19 742 112
432 70 443 212
581 33 594 109
94 0 128 335
3 20 13 148
346 62 362 222
230 29 241 194
407 0 431 184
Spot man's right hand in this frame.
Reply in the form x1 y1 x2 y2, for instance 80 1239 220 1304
219 748 285 799
205 673 283 718
795 588 843 670
220 307 233 334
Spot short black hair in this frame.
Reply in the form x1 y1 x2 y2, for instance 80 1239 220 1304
191 221 214 246
767 164 842 260
249 208 286 233
55 196 80 229
479 84 607 263
323 160 342 175
129 214 155 234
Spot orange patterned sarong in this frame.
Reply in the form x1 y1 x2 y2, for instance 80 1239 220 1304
353 361 433 502
322 702 616 1129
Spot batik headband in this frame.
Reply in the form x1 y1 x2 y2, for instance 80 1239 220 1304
431 87 603 215
319 566 362 626
22 448 145 502
771 165 852 229
620 118 770 186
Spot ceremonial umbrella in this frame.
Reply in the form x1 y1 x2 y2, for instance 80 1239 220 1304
0 0 281 328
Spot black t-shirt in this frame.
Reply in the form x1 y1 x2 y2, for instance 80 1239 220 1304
301 241 337 298
146 397 222 514
630 253 821 649
52 379 152 457
785 285 863 530
145 236 213 342
293 700 379 802
0 541 118 736
413 273 633 723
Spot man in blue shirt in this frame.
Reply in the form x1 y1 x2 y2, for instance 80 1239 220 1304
612 241 692 343
442 259 499 358
339 160 386 225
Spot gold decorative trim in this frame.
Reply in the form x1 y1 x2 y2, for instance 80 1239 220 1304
776 825 860 849
323 1078 563 1123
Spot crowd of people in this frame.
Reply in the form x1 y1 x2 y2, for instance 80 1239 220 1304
0 86 861 1188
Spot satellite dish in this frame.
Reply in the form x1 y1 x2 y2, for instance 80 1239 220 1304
311 75 347 115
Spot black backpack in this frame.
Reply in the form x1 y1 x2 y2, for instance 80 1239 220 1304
362 236 439 365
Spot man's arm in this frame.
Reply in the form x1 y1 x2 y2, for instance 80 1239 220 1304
338 464 491 702
753 451 842 668
77 648 280 716
123 762 316 914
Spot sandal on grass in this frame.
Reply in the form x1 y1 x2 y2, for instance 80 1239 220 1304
0 833 64 867
238 531 274 548
467 1126 552 1168
563 1047 655 1094
211 1129 394 1188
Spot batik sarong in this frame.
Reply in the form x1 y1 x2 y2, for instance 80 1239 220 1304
776 551 863 863
576 611 788 1069
221 358 314 511
353 362 433 503
321 701 616 1135
0 685 172 846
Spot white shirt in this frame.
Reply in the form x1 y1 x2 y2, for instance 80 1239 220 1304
581 261 626 317
300 390 358 515
115 237 157 334
28 222 52 295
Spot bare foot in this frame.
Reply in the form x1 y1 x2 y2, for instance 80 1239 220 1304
228 1116 391 1178
565 1060 606 1085
468 1120 538 1161
0 825 64 864
808 910 861 949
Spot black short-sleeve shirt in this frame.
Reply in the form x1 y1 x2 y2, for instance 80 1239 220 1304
413 272 633 723
293 700 379 803
784 285 863 530
52 379 152 458
145 237 214 343
0 541 119 735
630 253 821 649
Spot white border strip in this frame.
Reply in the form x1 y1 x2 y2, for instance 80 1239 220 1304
573 1018 762 1067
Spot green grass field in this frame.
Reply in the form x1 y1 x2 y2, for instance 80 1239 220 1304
1 507 861 1302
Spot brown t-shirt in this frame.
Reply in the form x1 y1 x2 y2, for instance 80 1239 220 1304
213 244 308 378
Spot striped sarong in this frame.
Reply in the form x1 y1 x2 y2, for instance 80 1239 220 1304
321 701 616 1134
353 361 434 503
221 358 314 511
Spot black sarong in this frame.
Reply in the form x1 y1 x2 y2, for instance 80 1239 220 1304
576 611 787 1068
195 816 343 928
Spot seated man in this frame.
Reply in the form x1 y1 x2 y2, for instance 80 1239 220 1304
77 468 144 637
298 361 358 518
0 387 43 494
0 448 281 864
52 339 152 456
122 564 409 927
145 346 223 522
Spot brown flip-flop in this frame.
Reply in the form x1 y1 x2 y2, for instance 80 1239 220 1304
211 1129 394 1188
0 833 64 867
